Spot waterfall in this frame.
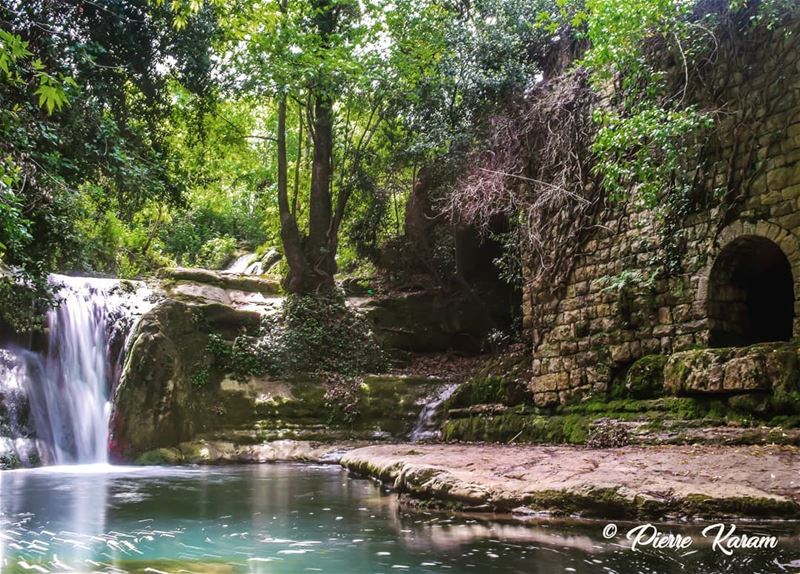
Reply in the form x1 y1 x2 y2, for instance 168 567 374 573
409 383 458 443
224 253 261 275
0 275 153 466
224 251 279 276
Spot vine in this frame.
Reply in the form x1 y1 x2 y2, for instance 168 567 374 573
451 0 800 299
448 70 601 292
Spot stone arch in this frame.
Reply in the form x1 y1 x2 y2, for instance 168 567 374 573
697 221 800 346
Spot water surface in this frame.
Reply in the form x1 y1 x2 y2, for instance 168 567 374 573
1 463 798 573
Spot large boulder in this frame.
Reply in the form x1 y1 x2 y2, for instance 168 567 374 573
109 297 264 461
664 343 800 396
110 291 452 461
358 290 497 353
158 267 281 295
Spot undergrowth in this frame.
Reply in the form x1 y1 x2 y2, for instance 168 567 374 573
195 290 387 422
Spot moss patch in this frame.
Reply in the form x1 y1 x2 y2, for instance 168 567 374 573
442 411 589 444
623 354 667 399
446 350 531 409
442 394 800 444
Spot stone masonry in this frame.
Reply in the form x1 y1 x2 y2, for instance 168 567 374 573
524 17 800 406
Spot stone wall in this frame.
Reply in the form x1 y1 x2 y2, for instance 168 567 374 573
524 18 800 406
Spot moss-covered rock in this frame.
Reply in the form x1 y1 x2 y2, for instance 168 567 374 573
359 290 498 353
446 348 531 409
442 410 589 444
110 294 451 461
623 354 667 399
158 267 281 295
135 447 183 465
109 298 264 461
664 343 800 396
442 393 800 445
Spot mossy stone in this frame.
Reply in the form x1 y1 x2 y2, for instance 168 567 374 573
624 354 667 399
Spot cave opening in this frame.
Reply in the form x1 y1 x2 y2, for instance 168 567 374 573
707 235 794 347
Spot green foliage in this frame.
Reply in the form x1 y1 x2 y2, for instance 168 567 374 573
191 331 264 387
259 291 388 377
196 236 237 270
447 349 531 408
5 0 795 305
591 107 713 207
0 0 218 291
0 269 57 333
0 452 21 470
601 269 657 295
196 292 386 387
564 0 713 210
190 366 210 389
621 355 668 400
322 373 362 424
442 411 589 444
490 225 524 289
571 0 795 214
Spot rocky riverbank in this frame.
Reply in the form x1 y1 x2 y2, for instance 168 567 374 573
133 438 800 521
339 443 800 521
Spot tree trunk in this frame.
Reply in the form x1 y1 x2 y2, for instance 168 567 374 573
305 92 336 289
277 0 339 294
277 96 311 293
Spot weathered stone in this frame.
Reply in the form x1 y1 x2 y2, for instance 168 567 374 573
624 354 668 399
358 290 499 353
531 372 569 394
533 391 559 407
110 287 459 461
158 267 281 295
517 24 800 407
664 343 798 396
340 444 800 519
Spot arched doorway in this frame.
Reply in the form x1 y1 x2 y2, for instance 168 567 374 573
707 235 794 347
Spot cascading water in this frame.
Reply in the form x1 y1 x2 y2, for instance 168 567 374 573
0 275 154 466
409 383 459 442
225 253 259 274
223 252 265 275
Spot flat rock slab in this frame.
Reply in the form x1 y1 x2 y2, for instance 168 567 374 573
340 443 800 520
136 439 369 465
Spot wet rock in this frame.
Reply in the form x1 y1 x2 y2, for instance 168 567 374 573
158 267 281 295
110 290 450 460
623 354 667 399
109 300 205 460
134 439 365 465
259 248 282 272
0 350 42 468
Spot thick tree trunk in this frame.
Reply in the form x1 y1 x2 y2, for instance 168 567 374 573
280 93 337 294
276 0 339 294
305 92 336 289
276 96 312 293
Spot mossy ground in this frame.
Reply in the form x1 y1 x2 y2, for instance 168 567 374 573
442 349 800 444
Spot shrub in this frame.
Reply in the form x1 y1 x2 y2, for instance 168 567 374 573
196 235 237 269
258 290 388 377
195 292 387 421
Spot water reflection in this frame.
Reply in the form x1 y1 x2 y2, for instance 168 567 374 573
1 463 798 574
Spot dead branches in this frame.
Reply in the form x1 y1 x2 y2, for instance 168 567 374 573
447 70 602 293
